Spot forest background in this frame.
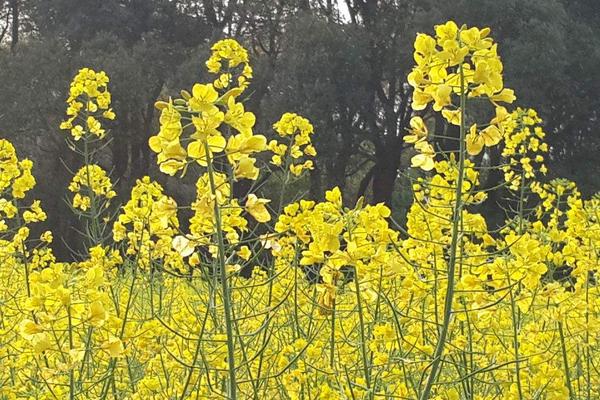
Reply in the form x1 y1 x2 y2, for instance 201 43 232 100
1 0 598 258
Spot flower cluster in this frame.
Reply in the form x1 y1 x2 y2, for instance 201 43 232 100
501 107 549 189
148 103 186 175
205 38 253 92
188 172 247 247
0 139 36 199
59 68 115 140
177 171 271 268
149 39 271 181
68 164 116 211
112 176 180 265
270 112 316 176
6 244 130 399
1 27 600 400
275 187 396 312
407 21 516 169
0 139 45 235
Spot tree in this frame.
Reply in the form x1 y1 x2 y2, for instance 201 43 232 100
445 0 600 196
0 0 598 255
263 1 445 207
9 0 17 50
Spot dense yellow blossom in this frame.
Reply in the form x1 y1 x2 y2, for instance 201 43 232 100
407 21 515 169
0 26 599 400
149 39 268 181
112 176 180 267
60 67 115 140
68 164 116 211
270 112 316 176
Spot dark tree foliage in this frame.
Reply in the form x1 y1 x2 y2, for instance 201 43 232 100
0 0 598 256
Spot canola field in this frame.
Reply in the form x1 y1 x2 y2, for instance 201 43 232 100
0 21 599 400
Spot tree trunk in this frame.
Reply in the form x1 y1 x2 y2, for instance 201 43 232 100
112 113 130 186
299 0 310 11
476 148 506 230
327 125 353 193
371 136 402 207
140 84 163 174
10 0 18 52
356 165 375 202
309 165 322 201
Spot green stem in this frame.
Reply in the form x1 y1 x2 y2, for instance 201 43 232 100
205 140 237 399
354 274 372 398
68 305 74 400
82 111 102 248
330 298 336 369
585 253 591 400
419 61 467 400
507 167 528 400
180 308 210 399
558 321 575 399
508 276 524 400
99 270 137 399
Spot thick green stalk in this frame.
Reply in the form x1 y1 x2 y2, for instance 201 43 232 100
508 277 524 400
68 305 74 400
100 270 138 399
419 63 467 400
558 321 575 399
81 108 102 247
204 140 237 399
354 274 372 398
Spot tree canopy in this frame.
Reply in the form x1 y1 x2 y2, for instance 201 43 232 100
1 0 598 257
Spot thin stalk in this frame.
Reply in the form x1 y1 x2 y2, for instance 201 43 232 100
508 275 524 400
82 110 102 248
507 170 527 400
558 321 575 399
354 274 372 398
68 305 74 400
330 298 336 369
419 60 467 400
100 270 138 399
77 327 94 389
180 308 210 399
205 140 237 400
585 256 591 400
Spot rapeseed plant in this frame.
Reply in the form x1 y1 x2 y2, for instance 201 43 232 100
0 22 598 400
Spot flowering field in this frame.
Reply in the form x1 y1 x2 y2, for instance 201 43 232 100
1 21 599 400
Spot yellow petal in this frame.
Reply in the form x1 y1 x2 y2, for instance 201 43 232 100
432 84 452 111
88 300 107 327
411 89 432 110
19 320 43 340
245 194 271 223
172 235 195 257
481 125 502 147
102 337 124 358
409 116 428 136
466 131 484 156
207 134 226 153
411 153 435 171
234 156 259 180
441 109 461 126
490 88 516 104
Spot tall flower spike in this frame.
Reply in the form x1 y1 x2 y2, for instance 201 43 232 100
406 22 514 170
60 68 115 141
